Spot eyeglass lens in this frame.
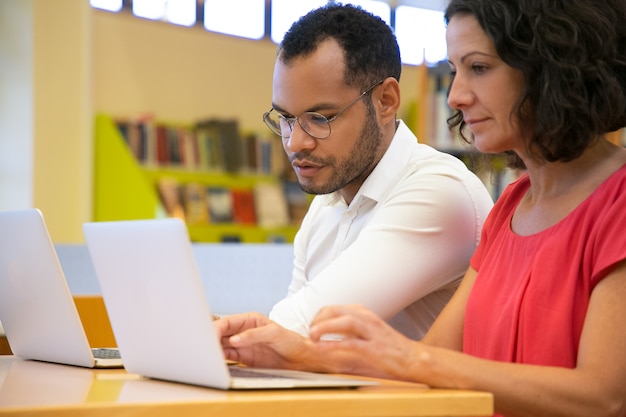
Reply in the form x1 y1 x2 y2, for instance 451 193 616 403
263 78 384 139
266 112 331 139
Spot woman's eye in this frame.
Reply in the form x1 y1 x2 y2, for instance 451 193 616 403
472 64 488 74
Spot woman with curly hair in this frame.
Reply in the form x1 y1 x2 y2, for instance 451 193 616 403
215 1 626 415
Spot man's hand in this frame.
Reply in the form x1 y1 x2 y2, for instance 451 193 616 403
213 307 419 381
213 312 323 371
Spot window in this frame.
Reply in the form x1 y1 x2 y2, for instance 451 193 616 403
270 0 328 44
394 6 447 66
336 1 391 25
90 0 123 12
204 0 265 40
132 0 196 27
90 1 449 66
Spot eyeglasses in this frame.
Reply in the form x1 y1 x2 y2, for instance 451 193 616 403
262 79 384 139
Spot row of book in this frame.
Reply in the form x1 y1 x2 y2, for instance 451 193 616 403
609 128 626 147
116 117 288 177
157 177 310 229
422 69 456 150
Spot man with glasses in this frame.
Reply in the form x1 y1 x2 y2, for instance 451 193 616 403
224 4 493 340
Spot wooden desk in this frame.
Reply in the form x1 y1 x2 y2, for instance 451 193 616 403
0 356 493 417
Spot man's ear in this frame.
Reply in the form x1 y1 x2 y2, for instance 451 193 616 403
375 77 401 125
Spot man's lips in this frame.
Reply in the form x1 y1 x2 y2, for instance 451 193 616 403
292 160 324 177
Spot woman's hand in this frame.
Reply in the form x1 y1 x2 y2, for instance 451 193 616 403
309 305 421 380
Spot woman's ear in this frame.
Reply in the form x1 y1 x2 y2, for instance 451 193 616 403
375 77 401 125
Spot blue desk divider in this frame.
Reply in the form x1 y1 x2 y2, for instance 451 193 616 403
56 243 294 316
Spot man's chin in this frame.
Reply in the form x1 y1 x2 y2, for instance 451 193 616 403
296 169 344 195
298 181 332 196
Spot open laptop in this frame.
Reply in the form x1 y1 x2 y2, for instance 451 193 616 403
82 218 376 390
0 209 123 368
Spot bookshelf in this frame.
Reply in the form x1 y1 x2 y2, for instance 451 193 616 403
415 64 626 201
413 63 520 200
93 114 305 243
607 128 626 147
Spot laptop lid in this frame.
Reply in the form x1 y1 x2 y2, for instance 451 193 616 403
0 209 122 369
83 218 375 389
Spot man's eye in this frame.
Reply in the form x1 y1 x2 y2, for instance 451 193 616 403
306 113 330 125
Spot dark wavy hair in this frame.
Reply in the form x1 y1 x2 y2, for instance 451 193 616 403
278 4 401 91
445 0 626 168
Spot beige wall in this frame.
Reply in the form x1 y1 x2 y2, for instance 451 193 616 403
0 1 34 211
0 4 423 243
91 10 422 133
33 0 92 243
0 0 92 243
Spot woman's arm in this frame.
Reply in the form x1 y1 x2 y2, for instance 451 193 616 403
309 260 626 417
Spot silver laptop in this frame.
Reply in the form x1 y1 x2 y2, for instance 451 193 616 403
82 218 376 389
0 209 123 369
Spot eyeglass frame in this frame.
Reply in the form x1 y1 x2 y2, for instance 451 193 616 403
262 79 385 139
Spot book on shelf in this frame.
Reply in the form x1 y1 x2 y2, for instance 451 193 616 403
116 117 154 163
117 121 141 161
195 118 243 173
156 177 185 220
155 178 303 228
240 132 259 174
219 119 244 174
231 188 257 225
115 117 289 176
255 133 288 177
283 181 310 226
179 127 199 169
195 121 225 172
155 125 169 166
182 183 209 225
142 121 157 166
166 127 180 165
110 114 311 233
206 186 234 223
429 74 455 149
253 182 290 228
421 69 457 150
414 63 472 151
97 114 307 243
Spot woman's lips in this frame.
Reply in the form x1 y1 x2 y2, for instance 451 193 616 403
465 118 488 130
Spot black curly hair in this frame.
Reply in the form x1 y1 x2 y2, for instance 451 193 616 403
445 0 626 168
278 3 401 91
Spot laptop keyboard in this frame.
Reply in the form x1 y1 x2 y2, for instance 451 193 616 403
91 348 121 360
229 366 290 379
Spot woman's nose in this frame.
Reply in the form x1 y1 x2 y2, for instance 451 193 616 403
447 75 472 110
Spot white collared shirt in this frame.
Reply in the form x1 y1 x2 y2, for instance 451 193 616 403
269 120 494 339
